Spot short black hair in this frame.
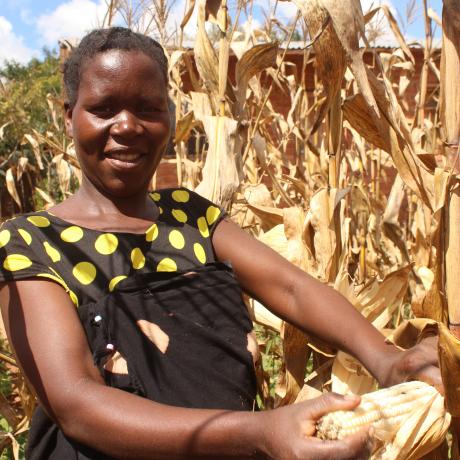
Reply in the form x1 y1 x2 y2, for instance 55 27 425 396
63 27 168 108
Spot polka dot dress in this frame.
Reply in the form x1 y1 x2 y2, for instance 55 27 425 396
0 188 225 307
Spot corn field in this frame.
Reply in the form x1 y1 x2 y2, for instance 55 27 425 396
1 0 460 458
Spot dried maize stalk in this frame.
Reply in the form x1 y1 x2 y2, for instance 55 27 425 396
316 381 450 460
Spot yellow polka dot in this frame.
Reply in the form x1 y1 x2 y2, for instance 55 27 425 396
172 209 188 223
18 229 32 245
159 207 163 215
109 275 127 292
27 215 50 227
61 226 84 243
197 217 210 238
131 248 145 269
151 192 161 201
169 230 185 249
145 223 159 242
72 262 97 285
172 189 190 203
3 254 33 271
43 241 61 263
95 233 118 255
194 243 207 264
206 206 221 225
0 230 11 248
157 258 177 272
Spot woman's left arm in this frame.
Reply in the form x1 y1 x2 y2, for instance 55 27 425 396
212 218 442 390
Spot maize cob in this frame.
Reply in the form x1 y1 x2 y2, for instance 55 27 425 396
316 381 439 442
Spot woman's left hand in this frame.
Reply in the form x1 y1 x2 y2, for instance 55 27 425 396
377 336 444 393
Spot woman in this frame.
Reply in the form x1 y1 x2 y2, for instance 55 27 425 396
0 27 441 459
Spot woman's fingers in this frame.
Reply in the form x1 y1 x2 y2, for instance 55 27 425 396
302 392 361 420
309 429 374 460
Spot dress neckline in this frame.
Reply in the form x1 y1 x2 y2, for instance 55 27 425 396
41 210 160 236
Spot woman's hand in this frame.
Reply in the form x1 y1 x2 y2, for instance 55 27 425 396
261 393 374 460
375 337 443 393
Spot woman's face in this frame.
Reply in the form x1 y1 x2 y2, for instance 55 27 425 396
65 49 171 198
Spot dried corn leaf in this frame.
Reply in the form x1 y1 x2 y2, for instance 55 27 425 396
205 0 226 33
357 266 410 327
258 221 287 253
248 298 282 331
446 184 460 323
319 0 380 119
52 154 71 197
168 50 186 73
294 383 322 402
440 0 460 147
428 8 442 28
34 187 55 207
304 188 346 281
194 0 219 95
380 5 415 64
343 93 390 152
438 322 460 416
346 67 433 208
284 206 313 272
331 351 376 396
0 121 11 140
174 111 196 143
277 322 310 406
195 115 239 206
24 133 44 170
235 43 278 110
247 204 283 231
290 0 347 135
6 168 21 209
16 157 28 182
180 0 196 29
190 91 213 121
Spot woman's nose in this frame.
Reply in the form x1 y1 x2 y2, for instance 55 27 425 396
110 110 143 138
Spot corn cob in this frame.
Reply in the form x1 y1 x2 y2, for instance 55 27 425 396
316 381 439 442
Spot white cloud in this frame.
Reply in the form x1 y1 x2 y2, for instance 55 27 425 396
36 0 109 47
275 1 300 20
0 16 37 65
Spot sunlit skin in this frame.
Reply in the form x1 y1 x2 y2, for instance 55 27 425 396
0 48 443 460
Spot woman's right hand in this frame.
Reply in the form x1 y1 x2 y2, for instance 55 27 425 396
260 393 374 460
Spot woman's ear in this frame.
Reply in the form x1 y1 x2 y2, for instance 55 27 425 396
64 102 73 138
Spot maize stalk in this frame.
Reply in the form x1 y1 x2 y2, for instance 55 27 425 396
316 381 440 442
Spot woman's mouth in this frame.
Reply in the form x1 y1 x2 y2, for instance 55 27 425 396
105 150 145 169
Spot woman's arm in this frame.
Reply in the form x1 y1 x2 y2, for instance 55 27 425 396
0 279 372 460
212 218 442 389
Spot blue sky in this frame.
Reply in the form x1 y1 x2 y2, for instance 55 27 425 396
0 0 444 66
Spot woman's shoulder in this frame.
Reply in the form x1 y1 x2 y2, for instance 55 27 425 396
1 210 50 227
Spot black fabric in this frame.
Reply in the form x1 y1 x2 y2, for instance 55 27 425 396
26 263 257 459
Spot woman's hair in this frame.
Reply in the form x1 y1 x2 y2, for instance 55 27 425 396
63 27 168 108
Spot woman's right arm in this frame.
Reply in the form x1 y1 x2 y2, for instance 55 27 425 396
0 279 373 460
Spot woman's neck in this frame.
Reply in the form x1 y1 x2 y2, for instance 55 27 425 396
48 177 159 232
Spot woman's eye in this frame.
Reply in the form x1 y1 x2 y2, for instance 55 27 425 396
139 106 160 114
91 106 114 116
